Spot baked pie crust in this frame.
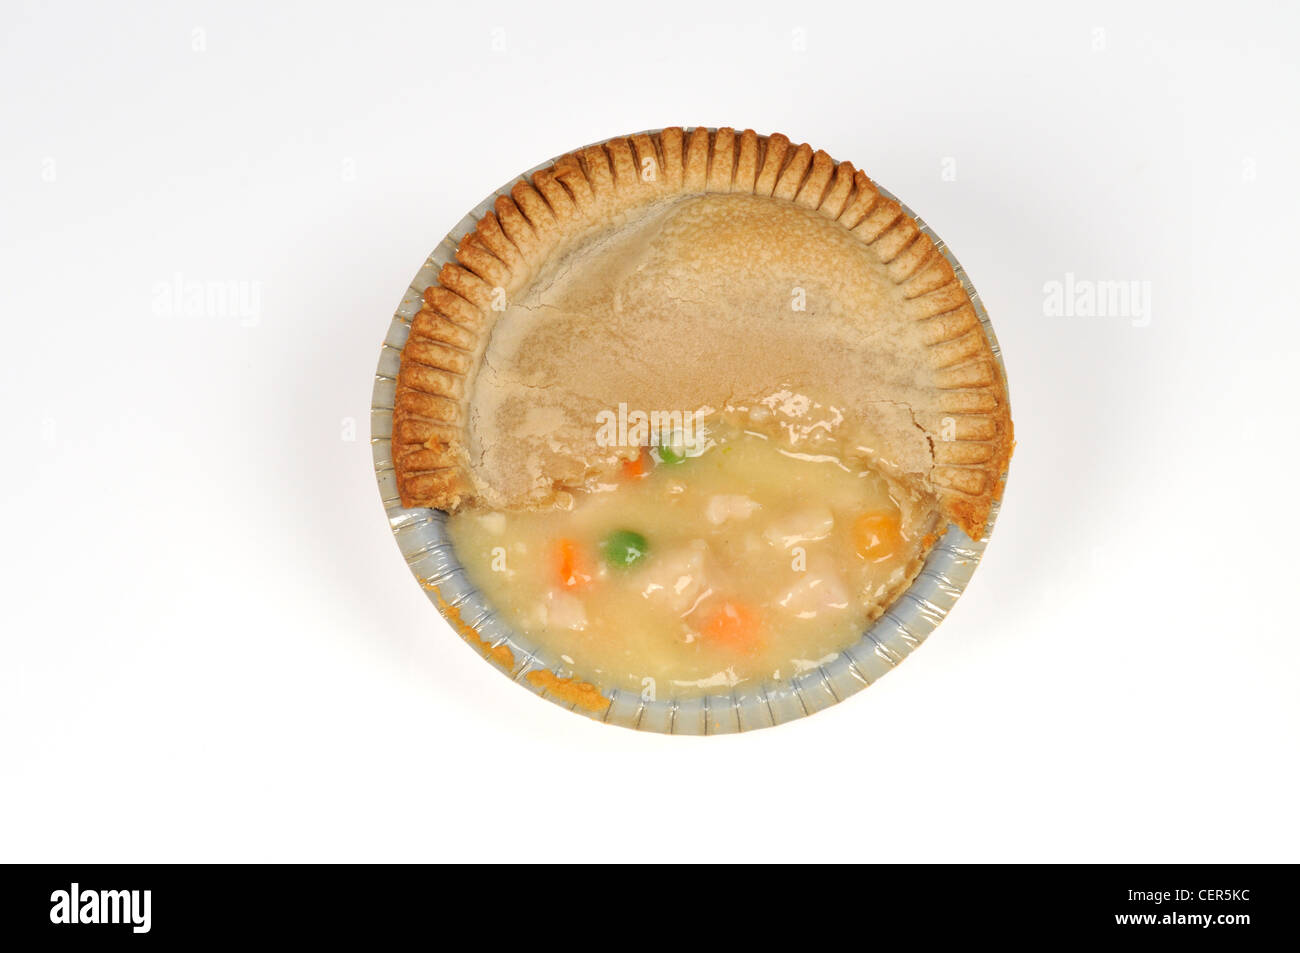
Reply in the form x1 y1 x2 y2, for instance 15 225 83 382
392 128 1012 540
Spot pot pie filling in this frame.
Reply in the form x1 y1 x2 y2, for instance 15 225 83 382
449 411 941 694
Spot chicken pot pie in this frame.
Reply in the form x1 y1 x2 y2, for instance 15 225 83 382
391 128 1012 712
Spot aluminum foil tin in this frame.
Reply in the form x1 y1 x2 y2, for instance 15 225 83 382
370 131 1010 734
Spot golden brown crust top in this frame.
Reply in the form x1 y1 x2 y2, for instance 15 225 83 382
392 128 1012 539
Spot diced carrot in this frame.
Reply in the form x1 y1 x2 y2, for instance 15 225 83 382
700 601 762 654
552 538 592 590
621 447 651 480
852 511 903 563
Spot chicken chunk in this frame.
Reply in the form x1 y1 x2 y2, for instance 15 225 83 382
638 539 711 615
762 507 834 547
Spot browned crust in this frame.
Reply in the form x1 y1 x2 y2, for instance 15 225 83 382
422 579 516 671
391 128 1013 539
525 670 609 713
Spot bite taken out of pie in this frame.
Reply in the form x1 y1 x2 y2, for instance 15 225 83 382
391 127 1012 704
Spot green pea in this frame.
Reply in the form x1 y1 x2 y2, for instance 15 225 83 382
602 529 649 569
656 443 687 465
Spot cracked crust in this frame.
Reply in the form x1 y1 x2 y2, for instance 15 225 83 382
392 127 1013 539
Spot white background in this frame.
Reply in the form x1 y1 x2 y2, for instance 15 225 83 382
3 0 1297 863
